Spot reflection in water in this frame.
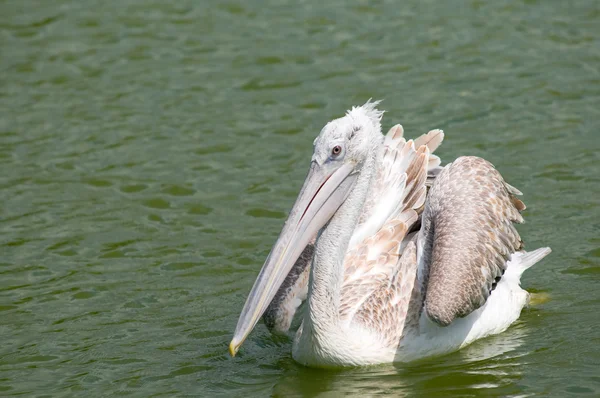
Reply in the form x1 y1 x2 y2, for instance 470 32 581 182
273 362 410 398
458 322 529 364
272 323 528 397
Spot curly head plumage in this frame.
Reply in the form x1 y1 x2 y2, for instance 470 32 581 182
312 100 384 167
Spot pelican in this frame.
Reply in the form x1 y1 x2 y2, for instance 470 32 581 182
230 101 551 367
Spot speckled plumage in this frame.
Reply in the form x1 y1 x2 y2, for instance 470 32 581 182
353 239 420 348
419 156 526 327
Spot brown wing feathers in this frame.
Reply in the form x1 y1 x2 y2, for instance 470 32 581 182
421 156 525 326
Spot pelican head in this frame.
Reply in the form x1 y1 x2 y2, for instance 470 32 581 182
229 100 384 356
311 100 384 169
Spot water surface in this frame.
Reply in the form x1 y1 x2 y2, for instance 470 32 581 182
1 0 599 396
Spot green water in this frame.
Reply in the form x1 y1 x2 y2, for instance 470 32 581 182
1 0 599 396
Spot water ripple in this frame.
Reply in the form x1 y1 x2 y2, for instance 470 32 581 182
0 0 598 396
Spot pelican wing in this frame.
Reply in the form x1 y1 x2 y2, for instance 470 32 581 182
340 143 430 322
352 239 421 347
414 127 445 175
418 156 526 326
339 220 411 322
414 128 445 187
350 126 444 249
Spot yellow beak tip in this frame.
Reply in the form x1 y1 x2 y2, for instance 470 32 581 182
228 342 239 357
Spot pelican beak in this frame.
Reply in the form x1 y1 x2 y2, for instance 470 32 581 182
229 160 358 356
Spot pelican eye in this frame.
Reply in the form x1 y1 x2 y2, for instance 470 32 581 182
331 145 342 156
